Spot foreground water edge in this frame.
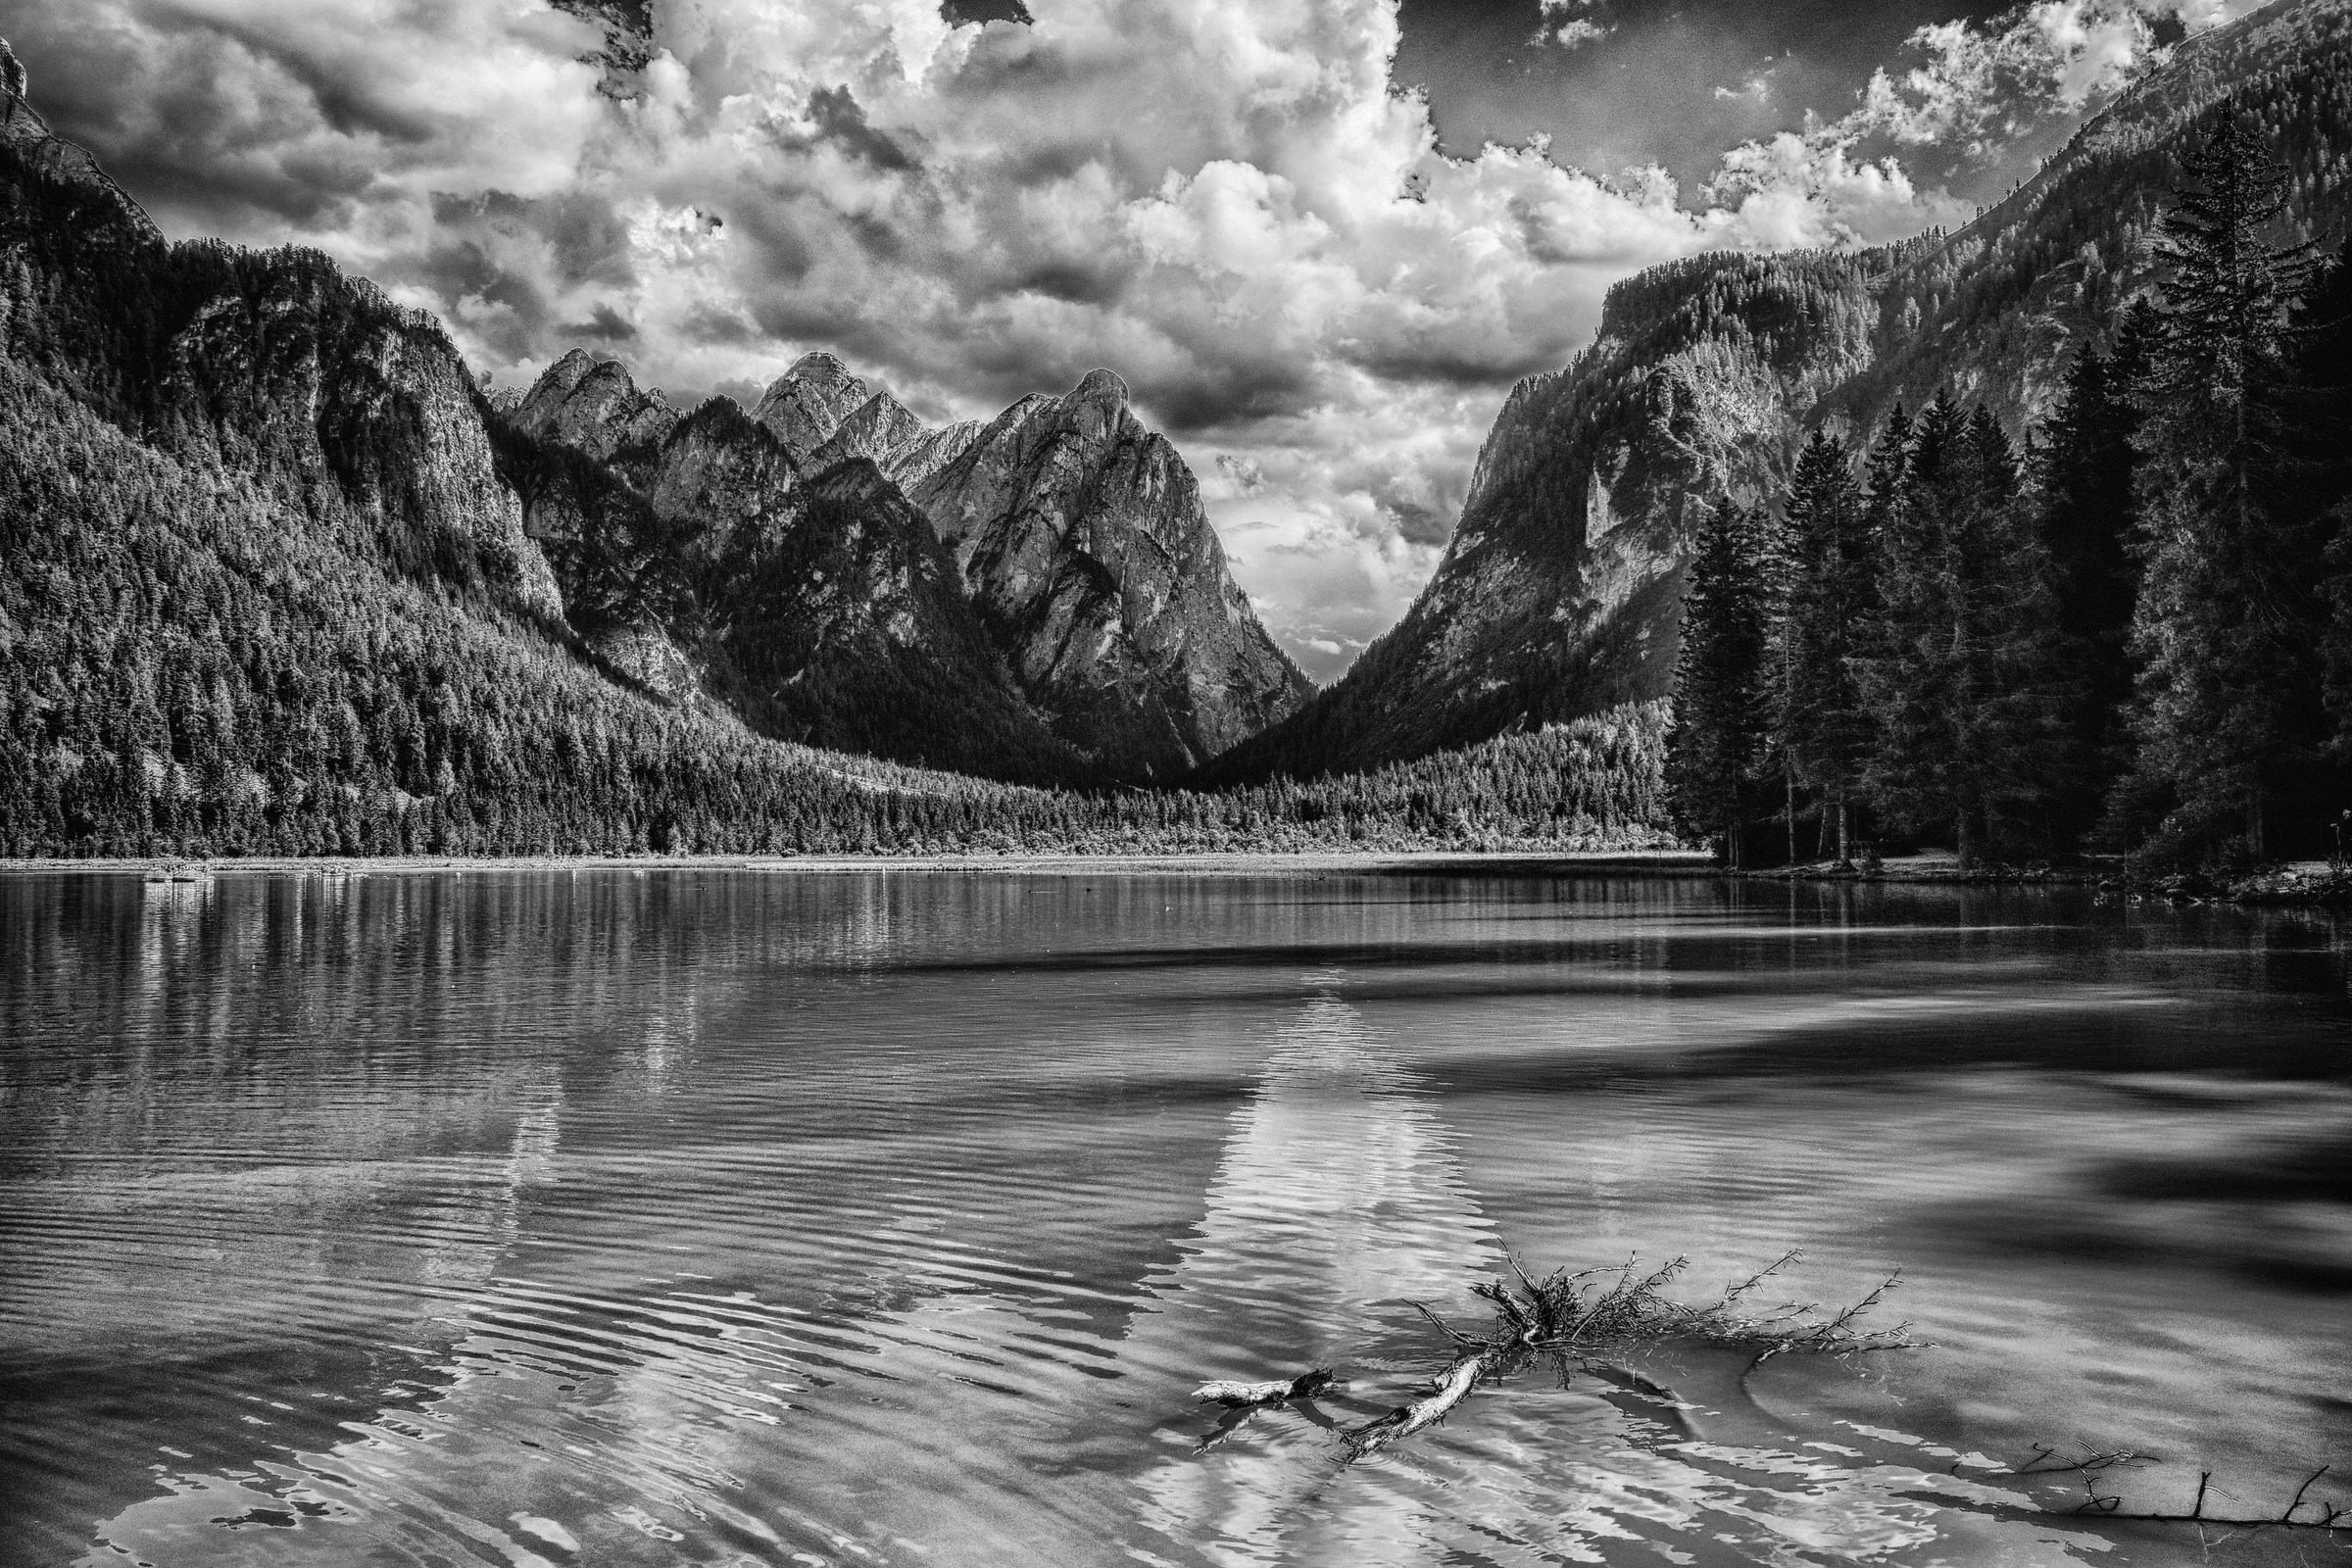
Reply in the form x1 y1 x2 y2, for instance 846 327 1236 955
3 868 2347 1567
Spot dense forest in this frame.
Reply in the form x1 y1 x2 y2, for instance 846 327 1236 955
1211 0 2352 793
1667 111 2352 869
0 361 1666 858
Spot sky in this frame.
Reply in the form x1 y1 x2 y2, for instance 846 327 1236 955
0 0 2266 680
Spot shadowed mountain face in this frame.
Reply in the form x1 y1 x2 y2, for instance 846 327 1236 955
0 63 564 630
1204 0 2352 785
509 351 1311 782
909 368 1316 778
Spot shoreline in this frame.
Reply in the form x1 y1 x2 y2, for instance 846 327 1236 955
1740 857 2352 906
11 853 2342 904
0 850 1718 879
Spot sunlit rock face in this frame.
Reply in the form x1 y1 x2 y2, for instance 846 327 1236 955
1206 0 2352 785
508 350 1308 780
511 349 680 469
910 369 1315 778
752 352 877 466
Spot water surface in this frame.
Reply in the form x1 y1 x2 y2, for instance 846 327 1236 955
4 868 2348 1566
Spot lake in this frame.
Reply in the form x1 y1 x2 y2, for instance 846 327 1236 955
3 866 2348 1567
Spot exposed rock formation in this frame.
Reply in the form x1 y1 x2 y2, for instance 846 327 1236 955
504 347 1309 779
511 348 680 468
0 42 160 248
1204 0 2352 784
752 351 875 464
909 368 1313 776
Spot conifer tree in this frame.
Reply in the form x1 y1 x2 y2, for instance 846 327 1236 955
2306 258 2352 761
2119 105 2326 862
2034 302 2157 847
1860 397 2062 864
1667 499 1770 866
1777 429 1873 864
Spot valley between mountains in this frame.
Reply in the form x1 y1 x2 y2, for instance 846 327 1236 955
2 0 2349 864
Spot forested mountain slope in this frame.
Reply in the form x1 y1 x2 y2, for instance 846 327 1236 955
1204 0 2352 786
0 47 1660 856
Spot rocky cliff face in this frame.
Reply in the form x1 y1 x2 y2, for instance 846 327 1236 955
507 349 1310 779
511 348 679 469
492 350 1102 783
909 368 1313 776
1206 0 2352 784
0 61 563 626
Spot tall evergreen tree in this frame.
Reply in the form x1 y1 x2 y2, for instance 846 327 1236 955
2034 302 2157 846
1778 428 1873 864
2119 105 2327 862
1667 498 1770 867
1860 397 2063 864
2307 258 2352 764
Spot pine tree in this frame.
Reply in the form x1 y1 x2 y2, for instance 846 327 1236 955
1859 397 2063 865
2308 258 2352 768
2119 105 2326 863
1667 499 1770 867
2034 300 2157 848
1777 429 1873 864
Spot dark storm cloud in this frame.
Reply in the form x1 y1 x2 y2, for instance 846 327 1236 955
806 85 918 172
430 189 637 290
559 302 638 340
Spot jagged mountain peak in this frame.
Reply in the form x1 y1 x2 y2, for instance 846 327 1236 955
818 386 928 468
513 349 677 465
1071 368 1129 405
754 352 876 461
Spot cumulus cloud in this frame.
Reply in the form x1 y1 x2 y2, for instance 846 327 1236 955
1698 0 2256 256
0 0 2257 677
1531 0 1610 49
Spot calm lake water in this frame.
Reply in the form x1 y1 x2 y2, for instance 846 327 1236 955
3 867 2349 1568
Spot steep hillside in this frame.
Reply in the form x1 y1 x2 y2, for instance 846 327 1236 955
0 42 1669 857
0 57 1070 852
513 351 1314 780
907 368 1315 777
497 356 1095 784
1206 0 2352 785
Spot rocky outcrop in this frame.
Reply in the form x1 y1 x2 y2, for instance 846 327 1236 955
510 348 679 469
1205 0 2352 784
505 346 1309 779
0 43 160 248
752 351 875 463
647 396 800 554
908 368 1313 777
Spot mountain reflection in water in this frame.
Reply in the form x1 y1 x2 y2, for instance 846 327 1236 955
1 869 2347 1567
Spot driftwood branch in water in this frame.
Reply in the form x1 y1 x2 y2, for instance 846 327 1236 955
1192 1367 1336 1407
1342 1351 1498 1460
1339 1249 1914 1462
2028 1450 2352 1532
1189 1367 1338 1454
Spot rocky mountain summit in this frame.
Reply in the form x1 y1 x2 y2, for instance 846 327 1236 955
1208 0 2352 785
504 348 1311 780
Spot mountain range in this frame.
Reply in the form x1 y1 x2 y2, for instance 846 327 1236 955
3 0 2347 855
1200 0 2352 784
498 345 1310 784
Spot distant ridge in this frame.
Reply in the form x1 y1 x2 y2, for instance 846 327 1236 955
1200 0 2352 786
